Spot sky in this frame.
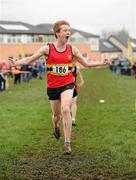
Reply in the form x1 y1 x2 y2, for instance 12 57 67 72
0 0 136 37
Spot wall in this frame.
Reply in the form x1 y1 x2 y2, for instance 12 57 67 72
0 43 100 61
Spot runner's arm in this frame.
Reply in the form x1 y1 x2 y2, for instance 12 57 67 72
9 45 49 66
72 46 108 67
77 70 84 88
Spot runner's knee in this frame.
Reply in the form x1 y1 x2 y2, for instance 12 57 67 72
61 105 70 115
52 113 61 120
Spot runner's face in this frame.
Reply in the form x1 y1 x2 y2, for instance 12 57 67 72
57 25 71 42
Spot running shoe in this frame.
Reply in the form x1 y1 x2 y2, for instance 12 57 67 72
53 126 61 139
64 143 72 155
72 121 76 126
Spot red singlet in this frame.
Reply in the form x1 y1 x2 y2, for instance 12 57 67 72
46 43 74 88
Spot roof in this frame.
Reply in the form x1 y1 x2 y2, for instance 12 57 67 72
71 28 100 38
0 21 43 35
108 34 129 48
36 24 100 37
0 21 99 37
35 23 54 35
99 39 121 52
108 34 136 51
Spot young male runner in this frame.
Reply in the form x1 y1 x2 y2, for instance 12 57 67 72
71 65 84 126
10 20 108 155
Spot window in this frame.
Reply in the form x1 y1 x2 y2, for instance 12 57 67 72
77 37 84 43
70 37 76 42
0 24 29 30
131 42 136 48
90 38 97 45
103 42 114 48
17 38 21 43
13 37 16 43
0 35 3 43
32 36 35 43
7 38 11 43
90 38 99 51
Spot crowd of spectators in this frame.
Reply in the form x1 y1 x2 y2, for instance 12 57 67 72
1 57 136 92
109 58 136 78
0 59 46 92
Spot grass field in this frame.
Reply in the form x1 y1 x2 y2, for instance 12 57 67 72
0 68 136 180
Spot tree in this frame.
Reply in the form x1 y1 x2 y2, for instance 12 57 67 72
101 26 130 39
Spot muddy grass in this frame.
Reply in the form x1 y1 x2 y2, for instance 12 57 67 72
1 153 136 180
0 69 136 179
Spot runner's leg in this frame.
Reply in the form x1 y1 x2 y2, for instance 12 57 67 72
61 89 73 154
50 99 62 139
71 96 77 125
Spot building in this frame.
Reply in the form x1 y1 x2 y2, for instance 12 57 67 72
0 21 100 61
100 34 136 61
0 21 136 62
99 39 122 60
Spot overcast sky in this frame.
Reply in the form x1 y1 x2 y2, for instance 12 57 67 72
0 0 136 37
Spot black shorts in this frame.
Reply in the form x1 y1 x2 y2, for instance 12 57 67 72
73 88 78 98
47 83 75 100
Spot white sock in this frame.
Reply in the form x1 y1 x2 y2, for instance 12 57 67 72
72 118 75 122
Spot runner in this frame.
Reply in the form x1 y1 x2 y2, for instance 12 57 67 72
10 20 108 155
71 65 84 126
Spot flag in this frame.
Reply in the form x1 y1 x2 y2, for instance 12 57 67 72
19 43 25 58
127 38 133 61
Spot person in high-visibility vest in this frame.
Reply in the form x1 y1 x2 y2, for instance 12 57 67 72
12 66 21 84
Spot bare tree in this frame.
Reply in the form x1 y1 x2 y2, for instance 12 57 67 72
101 26 129 38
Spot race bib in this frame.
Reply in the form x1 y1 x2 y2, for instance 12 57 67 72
52 64 69 76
